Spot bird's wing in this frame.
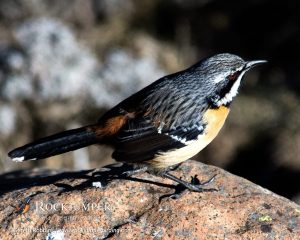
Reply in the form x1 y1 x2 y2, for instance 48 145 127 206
101 75 208 163
112 113 205 163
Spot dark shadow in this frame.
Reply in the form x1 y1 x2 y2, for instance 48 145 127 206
0 168 94 195
226 133 300 200
0 163 181 196
267 166 300 200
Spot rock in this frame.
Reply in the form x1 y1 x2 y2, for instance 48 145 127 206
0 160 299 239
1 18 165 106
0 104 16 136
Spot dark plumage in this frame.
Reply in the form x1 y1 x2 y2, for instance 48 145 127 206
8 53 266 191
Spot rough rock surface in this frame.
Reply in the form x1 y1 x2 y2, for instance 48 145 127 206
0 160 299 239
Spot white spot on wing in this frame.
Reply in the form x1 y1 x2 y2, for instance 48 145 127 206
164 125 204 144
168 134 196 144
157 126 162 134
157 121 166 134
169 134 186 143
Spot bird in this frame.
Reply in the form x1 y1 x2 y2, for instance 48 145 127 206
8 53 266 192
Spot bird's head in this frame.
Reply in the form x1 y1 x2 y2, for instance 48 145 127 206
195 53 267 107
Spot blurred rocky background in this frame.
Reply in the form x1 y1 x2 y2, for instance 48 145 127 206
0 0 299 203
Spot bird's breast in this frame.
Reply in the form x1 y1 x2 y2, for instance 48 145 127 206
150 105 230 168
202 105 230 142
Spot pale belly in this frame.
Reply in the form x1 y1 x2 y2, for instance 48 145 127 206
149 106 230 169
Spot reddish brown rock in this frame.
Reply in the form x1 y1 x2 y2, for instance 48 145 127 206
0 160 299 239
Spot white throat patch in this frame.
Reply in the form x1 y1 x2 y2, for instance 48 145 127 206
216 71 246 106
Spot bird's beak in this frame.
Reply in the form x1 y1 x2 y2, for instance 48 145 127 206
245 60 267 70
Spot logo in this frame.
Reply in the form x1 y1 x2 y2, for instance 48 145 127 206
13 196 32 223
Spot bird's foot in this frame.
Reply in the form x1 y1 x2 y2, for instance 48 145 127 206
161 172 217 200
185 174 217 192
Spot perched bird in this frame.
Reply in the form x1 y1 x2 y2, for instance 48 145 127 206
8 53 266 191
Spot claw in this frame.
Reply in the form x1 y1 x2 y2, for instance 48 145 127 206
200 174 217 186
163 172 218 193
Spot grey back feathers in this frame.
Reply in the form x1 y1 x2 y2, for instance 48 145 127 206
140 53 246 132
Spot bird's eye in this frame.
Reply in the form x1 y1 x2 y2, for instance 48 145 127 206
228 71 240 81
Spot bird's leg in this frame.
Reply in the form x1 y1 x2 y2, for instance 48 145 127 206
121 166 148 177
165 163 181 172
162 172 217 192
